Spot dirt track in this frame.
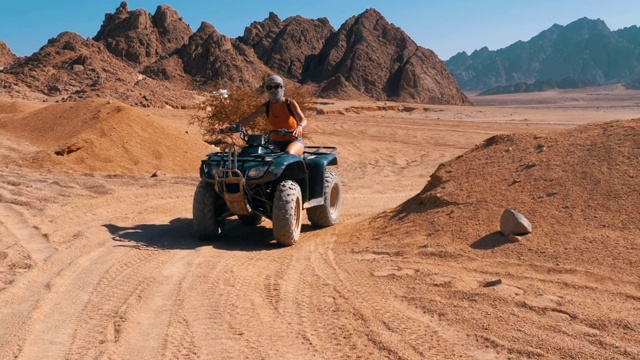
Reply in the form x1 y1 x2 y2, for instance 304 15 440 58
1 89 639 359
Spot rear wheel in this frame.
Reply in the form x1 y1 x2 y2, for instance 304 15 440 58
272 180 302 246
307 171 341 227
193 181 222 241
238 213 264 226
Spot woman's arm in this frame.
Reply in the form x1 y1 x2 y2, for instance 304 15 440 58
290 99 307 137
236 103 266 126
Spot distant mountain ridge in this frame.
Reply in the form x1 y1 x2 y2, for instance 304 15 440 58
478 76 593 96
446 17 640 92
0 2 471 107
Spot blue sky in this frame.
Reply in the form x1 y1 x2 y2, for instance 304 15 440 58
1 0 639 60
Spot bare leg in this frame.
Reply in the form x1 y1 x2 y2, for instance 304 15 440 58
285 141 304 156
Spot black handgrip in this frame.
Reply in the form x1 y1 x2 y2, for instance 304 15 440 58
219 124 244 134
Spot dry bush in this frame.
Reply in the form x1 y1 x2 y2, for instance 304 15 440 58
191 80 315 146
190 82 264 145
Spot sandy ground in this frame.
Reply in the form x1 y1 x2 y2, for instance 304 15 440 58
0 86 639 359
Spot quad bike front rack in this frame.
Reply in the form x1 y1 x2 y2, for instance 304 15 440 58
213 145 253 215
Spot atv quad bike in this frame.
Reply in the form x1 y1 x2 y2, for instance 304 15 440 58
193 125 341 246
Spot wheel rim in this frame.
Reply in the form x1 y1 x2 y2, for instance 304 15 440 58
329 183 339 215
295 195 302 231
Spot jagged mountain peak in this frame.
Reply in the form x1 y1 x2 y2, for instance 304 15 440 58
358 8 385 20
307 8 470 104
471 46 491 55
195 21 216 36
93 1 192 64
153 5 184 31
0 41 17 66
562 17 611 37
568 17 608 28
239 12 335 81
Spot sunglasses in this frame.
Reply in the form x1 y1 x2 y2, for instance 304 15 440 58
265 84 283 90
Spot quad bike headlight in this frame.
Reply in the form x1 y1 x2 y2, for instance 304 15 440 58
246 164 270 179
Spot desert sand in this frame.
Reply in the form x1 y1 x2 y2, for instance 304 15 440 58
0 86 639 359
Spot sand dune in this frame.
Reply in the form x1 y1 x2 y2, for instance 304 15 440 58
0 98 213 175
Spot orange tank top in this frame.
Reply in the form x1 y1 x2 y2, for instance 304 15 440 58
268 100 298 141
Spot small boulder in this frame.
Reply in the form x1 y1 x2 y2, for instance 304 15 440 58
500 209 532 236
483 279 502 287
508 234 523 242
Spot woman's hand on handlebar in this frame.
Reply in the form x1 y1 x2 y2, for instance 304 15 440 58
293 125 304 138
220 123 243 134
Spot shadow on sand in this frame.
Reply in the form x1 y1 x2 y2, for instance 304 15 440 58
470 231 511 250
103 218 319 252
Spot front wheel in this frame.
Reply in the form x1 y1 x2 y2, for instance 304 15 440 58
193 181 222 241
307 171 341 227
272 180 302 246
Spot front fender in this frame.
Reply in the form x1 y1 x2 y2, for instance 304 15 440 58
250 154 306 184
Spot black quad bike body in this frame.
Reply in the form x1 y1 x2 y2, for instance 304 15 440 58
193 125 341 246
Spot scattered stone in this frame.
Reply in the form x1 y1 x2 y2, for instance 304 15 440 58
500 209 532 236
483 279 502 287
55 143 84 156
150 170 166 178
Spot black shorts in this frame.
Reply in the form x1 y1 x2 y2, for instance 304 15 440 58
270 138 305 152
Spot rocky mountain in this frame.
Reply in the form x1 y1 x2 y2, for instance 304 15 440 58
615 25 640 48
0 2 470 107
1 32 198 107
178 21 272 88
93 2 192 65
306 9 471 104
447 18 640 91
239 12 334 82
0 41 16 67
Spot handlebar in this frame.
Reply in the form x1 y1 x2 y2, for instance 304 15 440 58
218 126 297 145
219 123 245 134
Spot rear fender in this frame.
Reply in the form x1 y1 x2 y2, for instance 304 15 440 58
305 153 338 201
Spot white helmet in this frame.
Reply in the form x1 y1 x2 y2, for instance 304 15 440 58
266 74 284 86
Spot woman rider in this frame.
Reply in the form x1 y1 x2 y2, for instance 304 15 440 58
234 74 308 156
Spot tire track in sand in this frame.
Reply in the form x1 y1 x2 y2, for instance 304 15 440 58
178 248 315 359
0 203 56 264
303 225 492 359
64 248 174 359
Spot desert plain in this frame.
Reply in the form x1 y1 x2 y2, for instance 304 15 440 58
0 85 639 359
